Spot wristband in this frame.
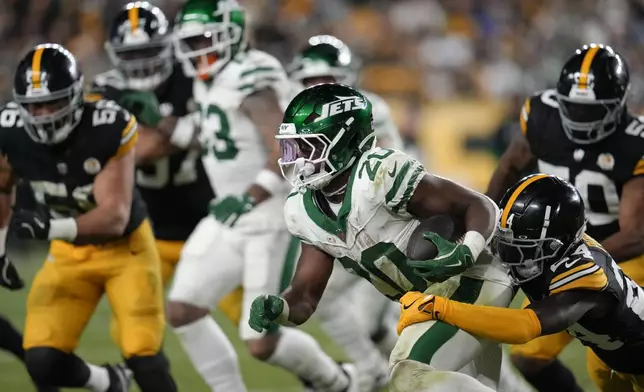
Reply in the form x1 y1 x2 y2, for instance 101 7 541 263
463 231 486 261
169 116 196 148
0 226 7 255
255 169 288 196
275 297 296 327
48 218 78 241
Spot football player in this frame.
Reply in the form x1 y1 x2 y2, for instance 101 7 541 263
287 34 402 390
404 174 644 392
248 83 515 392
163 1 358 391
486 44 644 392
0 43 177 391
90 1 243 335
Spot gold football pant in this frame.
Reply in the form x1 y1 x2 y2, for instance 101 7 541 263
24 220 165 358
511 255 644 389
109 239 244 348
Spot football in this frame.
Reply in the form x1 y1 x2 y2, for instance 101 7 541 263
406 214 466 261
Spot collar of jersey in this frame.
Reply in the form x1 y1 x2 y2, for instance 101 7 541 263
302 162 359 239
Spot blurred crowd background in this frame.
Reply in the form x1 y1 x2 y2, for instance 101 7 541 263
1 0 644 188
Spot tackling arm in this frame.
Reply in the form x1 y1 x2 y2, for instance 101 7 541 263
240 87 288 204
601 177 644 261
400 290 611 344
280 243 335 325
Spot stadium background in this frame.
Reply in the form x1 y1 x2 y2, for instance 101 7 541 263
2 0 643 390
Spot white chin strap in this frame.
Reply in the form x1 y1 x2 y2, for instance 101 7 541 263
295 158 316 181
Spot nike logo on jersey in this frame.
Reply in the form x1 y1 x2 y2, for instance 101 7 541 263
33 217 45 229
388 162 398 178
564 258 579 269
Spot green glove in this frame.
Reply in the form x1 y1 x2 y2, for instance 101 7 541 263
118 91 163 127
407 232 475 282
249 294 286 333
209 193 257 227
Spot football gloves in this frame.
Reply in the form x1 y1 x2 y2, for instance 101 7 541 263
397 291 442 335
249 294 285 333
407 232 474 282
118 91 163 127
10 208 50 240
209 193 257 227
0 255 24 291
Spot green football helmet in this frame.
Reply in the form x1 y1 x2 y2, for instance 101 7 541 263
277 83 375 190
288 35 359 88
173 0 247 79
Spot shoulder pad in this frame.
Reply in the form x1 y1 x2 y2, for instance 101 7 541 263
353 148 425 217
0 102 25 130
235 50 289 95
520 89 559 136
548 242 608 295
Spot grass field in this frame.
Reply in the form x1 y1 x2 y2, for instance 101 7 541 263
0 244 598 392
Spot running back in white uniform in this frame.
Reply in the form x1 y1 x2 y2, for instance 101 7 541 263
284 147 514 390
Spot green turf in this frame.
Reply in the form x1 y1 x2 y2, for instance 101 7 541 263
0 244 597 391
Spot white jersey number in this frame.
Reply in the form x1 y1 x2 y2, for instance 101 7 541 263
537 160 619 226
137 149 201 189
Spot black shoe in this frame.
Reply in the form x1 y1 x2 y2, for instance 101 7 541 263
104 363 132 392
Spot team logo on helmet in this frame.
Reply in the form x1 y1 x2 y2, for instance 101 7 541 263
317 96 366 121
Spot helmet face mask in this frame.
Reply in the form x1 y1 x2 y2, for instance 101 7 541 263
495 174 587 284
556 43 630 144
13 44 84 145
106 2 173 91
276 84 375 191
173 0 246 79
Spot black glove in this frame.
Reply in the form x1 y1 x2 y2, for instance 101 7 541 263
0 255 24 290
10 208 50 240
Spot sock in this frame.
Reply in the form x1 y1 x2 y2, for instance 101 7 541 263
0 315 26 360
84 363 110 392
267 327 349 392
317 298 387 389
523 359 582 392
173 316 246 392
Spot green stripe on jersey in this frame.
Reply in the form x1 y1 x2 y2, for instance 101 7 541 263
385 161 412 204
238 77 281 92
391 165 424 214
239 66 280 78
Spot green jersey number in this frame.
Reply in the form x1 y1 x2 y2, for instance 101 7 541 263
200 104 238 160
338 242 427 300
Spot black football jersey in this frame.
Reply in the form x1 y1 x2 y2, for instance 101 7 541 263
0 100 148 245
522 89 644 241
521 236 644 374
91 65 214 241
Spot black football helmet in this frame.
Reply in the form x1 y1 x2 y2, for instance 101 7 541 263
288 35 359 88
105 1 172 91
556 43 630 144
13 43 84 144
495 174 586 283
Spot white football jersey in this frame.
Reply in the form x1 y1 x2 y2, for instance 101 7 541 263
192 49 292 198
284 148 508 300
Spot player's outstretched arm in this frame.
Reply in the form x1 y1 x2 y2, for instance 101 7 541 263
135 122 180 164
248 243 334 333
398 290 612 344
0 159 22 290
73 145 134 240
601 176 644 261
486 131 535 203
240 87 288 204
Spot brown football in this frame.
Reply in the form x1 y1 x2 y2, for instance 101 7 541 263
406 215 466 261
